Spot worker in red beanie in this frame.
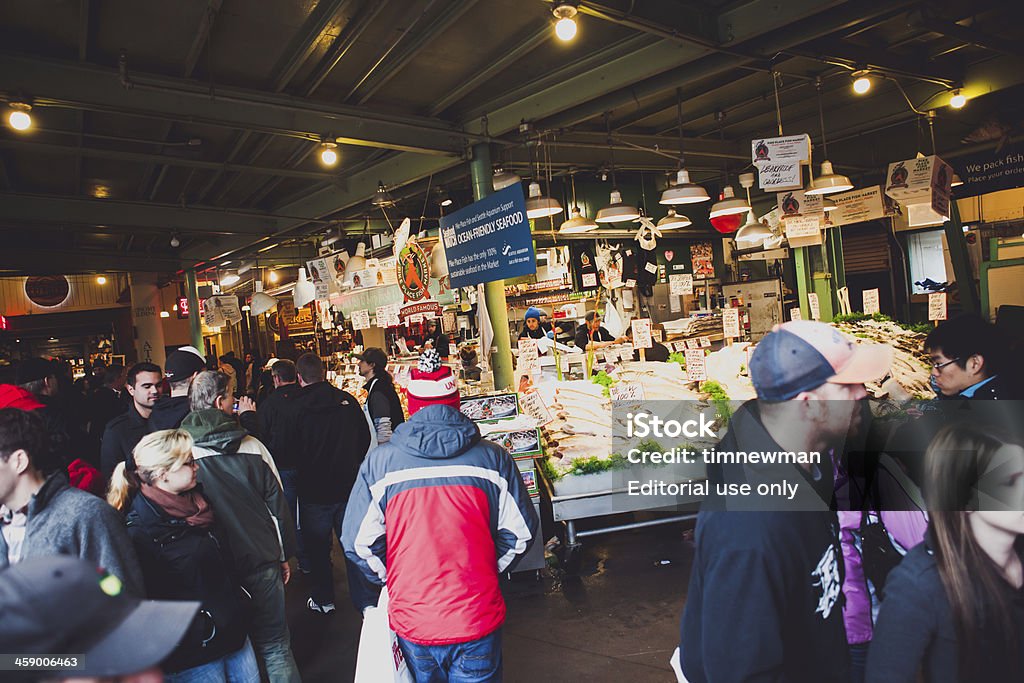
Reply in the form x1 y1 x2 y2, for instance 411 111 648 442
405 349 460 415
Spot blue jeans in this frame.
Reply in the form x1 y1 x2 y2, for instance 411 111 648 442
164 640 260 683
278 468 305 567
241 564 301 683
849 642 869 683
397 628 503 683
300 501 382 611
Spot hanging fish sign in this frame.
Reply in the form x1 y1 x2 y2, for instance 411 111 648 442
396 241 431 302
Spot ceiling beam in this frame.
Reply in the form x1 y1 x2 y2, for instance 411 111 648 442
3 53 472 155
183 0 224 77
0 194 282 237
303 0 392 97
270 0 349 92
349 0 481 105
915 16 1024 60
788 40 959 87
532 0 919 131
0 138 342 182
0 248 184 275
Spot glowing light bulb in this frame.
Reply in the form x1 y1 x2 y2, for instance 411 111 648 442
949 90 967 109
268 270 279 283
96 276 107 285
555 16 577 41
852 76 871 95
7 105 32 131
320 143 338 167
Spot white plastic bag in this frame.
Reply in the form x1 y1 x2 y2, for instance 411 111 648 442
354 586 412 683
669 646 690 683
361 379 380 452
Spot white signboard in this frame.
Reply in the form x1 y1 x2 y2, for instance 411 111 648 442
669 273 694 296
783 213 823 239
669 295 681 313
790 307 802 321
685 349 707 382
208 296 242 325
752 134 811 191
375 305 399 328
631 319 653 349
722 308 741 338
700 336 712 348
862 289 880 315
351 309 371 330
517 339 540 367
830 186 888 226
777 190 824 218
808 293 821 320
306 257 333 300
885 155 953 224
520 390 553 426
928 292 948 321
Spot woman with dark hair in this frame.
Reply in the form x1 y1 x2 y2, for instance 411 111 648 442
354 347 405 444
865 424 1024 683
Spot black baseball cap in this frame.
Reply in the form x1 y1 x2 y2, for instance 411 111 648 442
164 346 207 381
0 555 199 677
354 347 388 370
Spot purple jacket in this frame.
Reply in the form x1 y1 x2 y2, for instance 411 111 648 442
837 456 928 644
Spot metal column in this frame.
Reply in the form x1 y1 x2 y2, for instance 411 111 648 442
944 201 978 314
469 142 514 390
185 269 204 352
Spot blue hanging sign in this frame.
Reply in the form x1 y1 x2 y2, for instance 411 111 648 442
440 184 536 288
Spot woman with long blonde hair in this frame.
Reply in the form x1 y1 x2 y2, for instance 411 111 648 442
866 424 1024 682
108 430 258 683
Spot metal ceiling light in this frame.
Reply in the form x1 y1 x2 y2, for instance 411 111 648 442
492 167 521 191
560 172 597 233
319 138 339 167
552 2 578 41
951 174 963 188
734 175 771 244
708 185 750 219
293 267 316 308
347 241 367 272
525 181 563 219
807 78 854 196
439 188 454 208
595 114 639 223
823 197 837 212
250 280 278 316
6 101 32 131
169 235 180 248
661 88 710 205
657 208 692 230
371 181 394 207
220 272 240 287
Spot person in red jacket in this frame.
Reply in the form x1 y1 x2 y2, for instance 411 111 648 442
342 353 538 682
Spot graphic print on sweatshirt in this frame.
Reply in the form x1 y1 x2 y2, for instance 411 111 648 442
811 543 842 619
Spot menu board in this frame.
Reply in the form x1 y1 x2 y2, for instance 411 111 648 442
862 289 880 315
808 293 821 320
928 292 947 321
351 309 371 330
722 308 740 338
685 349 707 382
631 319 653 349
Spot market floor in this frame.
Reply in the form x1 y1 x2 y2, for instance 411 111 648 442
285 514 695 682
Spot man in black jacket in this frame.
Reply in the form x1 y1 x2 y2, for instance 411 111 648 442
100 362 161 479
354 348 405 444
88 364 127 443
423 319 451 359
680 321 892 683
287 353 372 614
149 346 206 431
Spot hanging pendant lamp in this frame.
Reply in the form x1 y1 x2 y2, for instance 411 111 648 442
492 167 521 191
734 180 771 244
657 208 692 230
596 189 640 223
806 77 853 196
559 173 597 233
525 181 563 219
250 280 279 316
661 89 710 205
293 267 316 308
709 185 750 219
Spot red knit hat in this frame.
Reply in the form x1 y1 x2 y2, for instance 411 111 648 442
0 384 45 411
406 350 460 415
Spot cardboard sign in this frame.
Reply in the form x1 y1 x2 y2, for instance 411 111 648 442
685 349 707 382
862 289 880 315
700 336 711 348
783 213 823 240
722 308 740 338
609 382 646 402
752 134 811 191
790 307 802 321
777 190 824 218
351 309 371 330
808 293 821 320
885 155 953 226
517 339 540 367
442 310 457 333
519 390 553 426
631 319 653 349
669 273 694 296
830 186 889 226
929 292 947 321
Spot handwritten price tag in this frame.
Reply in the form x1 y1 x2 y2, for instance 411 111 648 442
862 289 880 315
351 309 371 330
722 308 740 338
631 319 653 348
808 293 821 320
790 307 802 321
685 349 707 381
928 292 947 321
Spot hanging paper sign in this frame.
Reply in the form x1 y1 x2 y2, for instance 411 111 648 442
581 272 598 289
752 134 811 191
203 300 222 327
862 289 880 315
722 308 740 338
517 339 539 367
928 292 947 321
441 184 536 288
631 319 653 349
396 241 431 302
784 214 823 240
609 382 646 402
375 305 397 328
442 310 457 333
207 296 241 325
351 309 371 330
685 349 707 382
519 390 553 426
669 295 681 313
808 293 821 320
669 273 694 296
690 242 715 278
830 186 888 226
407 313 424 325
790 307 802 321
700 336 712 348
306 257 333 300
399 300 442 322
756 161 803 191
885 155 953 226
778 190 823 218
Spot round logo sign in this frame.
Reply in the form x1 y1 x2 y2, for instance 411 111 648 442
24 276 71 308
396 241 431 302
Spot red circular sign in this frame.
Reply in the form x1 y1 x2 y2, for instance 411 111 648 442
24 276 71 307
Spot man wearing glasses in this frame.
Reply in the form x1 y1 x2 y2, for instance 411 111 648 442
924 313 1017 401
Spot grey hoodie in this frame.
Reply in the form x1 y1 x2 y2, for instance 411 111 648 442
180 409 296 573
0 472 144 595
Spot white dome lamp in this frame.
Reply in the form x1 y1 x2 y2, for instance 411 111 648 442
734 174 772 245
525 181 563 219
559 172 597 233
595 189 640 223
250 280 279 316
661 91 710 205
430 240 449 278
343 241 368 287
806 77 854 196
293 267 316 308
708 185 750 219
492 166 521 191
657 208 693 230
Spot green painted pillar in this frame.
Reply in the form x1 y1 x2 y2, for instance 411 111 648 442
470 143 514 391
185 269 204 352
794 247 812 318
944 201 978 315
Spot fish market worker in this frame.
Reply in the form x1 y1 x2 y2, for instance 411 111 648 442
574 311 626 351
518 307 550 340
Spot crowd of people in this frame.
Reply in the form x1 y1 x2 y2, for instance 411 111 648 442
0 343 538 682
1 311 1021 682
